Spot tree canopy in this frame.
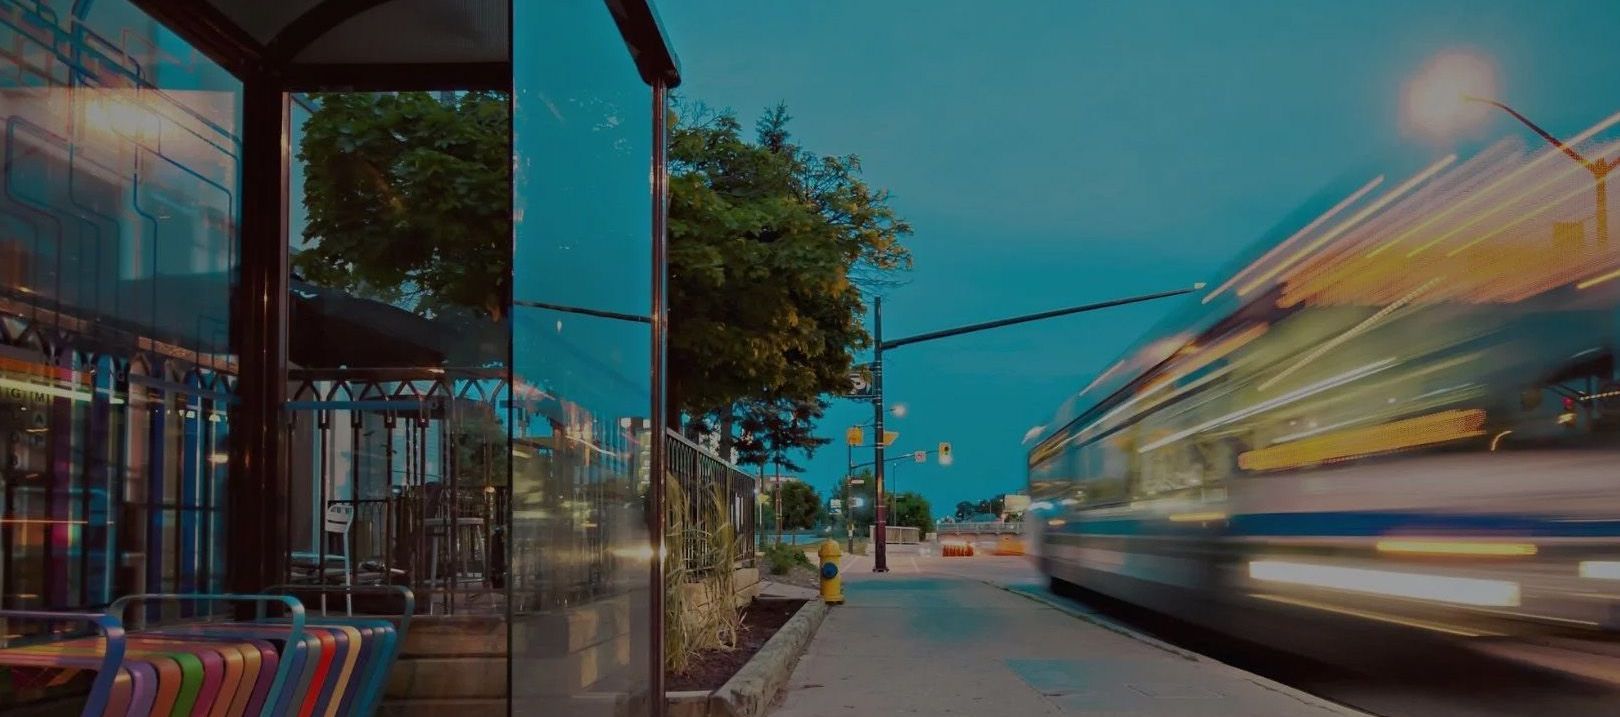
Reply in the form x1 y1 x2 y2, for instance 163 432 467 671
669 102 911 462
294 94 911 470
888 492 934 535
295 92 511 321
775 480 823 531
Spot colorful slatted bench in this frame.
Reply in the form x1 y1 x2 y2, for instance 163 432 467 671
0 587 413 717
0 611 126 716
261 586 414 717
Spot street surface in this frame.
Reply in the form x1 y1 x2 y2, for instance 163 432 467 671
769 547 1360 716
787 549 1620 717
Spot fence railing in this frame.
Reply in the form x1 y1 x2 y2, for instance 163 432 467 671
937 522 1023 535
666 430 757 574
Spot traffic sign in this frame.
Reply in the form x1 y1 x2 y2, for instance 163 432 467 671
913 451 926 463
883 431 899 446
846 427 863 446
844 365 875 399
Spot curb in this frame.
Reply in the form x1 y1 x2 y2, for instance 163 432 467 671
666 597 831 717
985 580 1376 717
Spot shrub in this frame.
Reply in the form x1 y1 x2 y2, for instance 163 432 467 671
763 542 812 575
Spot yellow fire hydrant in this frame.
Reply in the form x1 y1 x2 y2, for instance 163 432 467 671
818 539 844 605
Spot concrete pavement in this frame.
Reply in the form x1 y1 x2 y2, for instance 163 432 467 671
768 551 1366 716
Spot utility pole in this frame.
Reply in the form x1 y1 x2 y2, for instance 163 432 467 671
867 284 1202 572
871 296 889 570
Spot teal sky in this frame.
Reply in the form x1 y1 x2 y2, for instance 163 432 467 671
659 0 1620 514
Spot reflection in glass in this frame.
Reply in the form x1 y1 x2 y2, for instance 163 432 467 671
0 0 240 618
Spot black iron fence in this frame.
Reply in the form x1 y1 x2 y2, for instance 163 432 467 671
665 430 757 574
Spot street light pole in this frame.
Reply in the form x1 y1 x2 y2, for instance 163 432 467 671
1466 95 1613 249
866 284 1201 572
872 296 889 571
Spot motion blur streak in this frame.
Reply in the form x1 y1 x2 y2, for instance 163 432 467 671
1375 539 1537 556
1249 560 1522 606
1029 106 1620 712
1257 277 1437 391
1238 409 1486 471
1579 561 1620 580
1204 175 1385 303
1251 593 1493 637
1395 108 1620 257
1137 358 1396 453
1577 267 1620 290
1237 155 1456 296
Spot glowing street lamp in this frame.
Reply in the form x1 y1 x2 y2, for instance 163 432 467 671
1400 51 1497 139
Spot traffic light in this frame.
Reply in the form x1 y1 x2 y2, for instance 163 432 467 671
938 442 953 465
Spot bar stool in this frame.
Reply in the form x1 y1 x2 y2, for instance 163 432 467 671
425 516 487 610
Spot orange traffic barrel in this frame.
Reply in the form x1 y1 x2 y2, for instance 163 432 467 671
993 535 1025 556
941 541 975 557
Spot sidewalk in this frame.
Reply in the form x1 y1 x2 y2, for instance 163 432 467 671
768 557 1365 716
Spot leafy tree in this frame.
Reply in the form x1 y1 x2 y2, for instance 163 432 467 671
728 396 828 472
777 481 822 531
888 492 934 534
668 101 911 455
295 94 913 473
295 92 511 321
954 501 976 522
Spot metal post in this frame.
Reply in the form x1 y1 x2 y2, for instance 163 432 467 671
648 79 671 716
845 439 854 551
774 457 783 546
227 76 289 597
872 298 889 572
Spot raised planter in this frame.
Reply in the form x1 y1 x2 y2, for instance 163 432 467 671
666 597 831 717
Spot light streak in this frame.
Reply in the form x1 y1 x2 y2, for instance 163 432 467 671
1239 156 1456 296
1384 110 1620 257
1249 560 1520 606
1250 593 1493 637
1579 561 1620 580
1257 277 1437 392
1406 143 1612 259
1375 540 1537 557
0 518 90 526
1238 409 1485 471
1490 430 1513 451
1442 181 1594 257
1138 358 1396 454
1577 267 1620 290
1204 176 1385 303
